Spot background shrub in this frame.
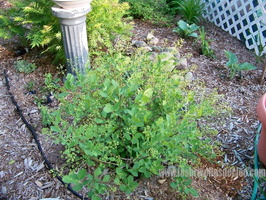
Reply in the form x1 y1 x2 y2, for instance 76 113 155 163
0 0 131 62
120 0 174 25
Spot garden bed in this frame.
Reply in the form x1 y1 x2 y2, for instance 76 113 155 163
0 3 266 199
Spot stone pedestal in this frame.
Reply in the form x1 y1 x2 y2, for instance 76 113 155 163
52 6 91 75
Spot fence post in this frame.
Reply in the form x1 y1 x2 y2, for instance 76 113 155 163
52 5 91 76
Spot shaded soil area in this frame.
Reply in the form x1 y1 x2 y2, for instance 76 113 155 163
1 1 266 199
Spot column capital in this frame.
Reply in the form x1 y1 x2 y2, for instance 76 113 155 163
52 6 91 20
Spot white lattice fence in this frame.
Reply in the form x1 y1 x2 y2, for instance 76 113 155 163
203 0 266 56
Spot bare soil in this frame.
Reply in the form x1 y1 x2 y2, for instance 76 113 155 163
1 1 266 199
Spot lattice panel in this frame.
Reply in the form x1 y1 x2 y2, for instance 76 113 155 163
203 0 266 55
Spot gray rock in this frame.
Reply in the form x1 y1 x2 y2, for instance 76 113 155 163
185 72 194 81
162 47 177 53
149 37 159 45
139 46 152 52
176 58 188 70
146 32 155 41
132 40 147 48
174 52 181 60
151 46 163 52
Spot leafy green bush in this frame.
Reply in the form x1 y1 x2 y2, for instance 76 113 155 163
224 50 256 79
14 60 37 73
173 20 199 38
0 0 131 62
87 0 132 53
120 0 173 25
170 0 205 23
41 51 227 198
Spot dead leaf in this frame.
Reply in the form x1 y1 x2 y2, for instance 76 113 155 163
158 179 166 184
35 180 43 187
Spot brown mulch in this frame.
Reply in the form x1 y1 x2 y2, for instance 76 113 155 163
1 3 266 200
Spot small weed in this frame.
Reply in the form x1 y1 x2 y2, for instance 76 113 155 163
44 73 60 92
25 80 36 92
250 33 266 83
14 60 37 73
250 33 266 63
197 27 216 58
224 50 256 79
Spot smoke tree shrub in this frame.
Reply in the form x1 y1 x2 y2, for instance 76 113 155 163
41 51 227 198
0 0 131 62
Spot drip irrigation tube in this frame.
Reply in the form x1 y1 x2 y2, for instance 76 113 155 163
252 123 261 200
252 123 266 200
3 70 87 200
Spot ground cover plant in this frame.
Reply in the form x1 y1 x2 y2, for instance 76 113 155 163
13 60 37 73
40 51 227 198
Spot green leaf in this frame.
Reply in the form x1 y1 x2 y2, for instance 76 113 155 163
184 187 199 197
8 160 15 165
77 169 86 180
58 92 68 98
183 178 192 186
127 175 134 183
62 174 79 184
72 183 83 191
143 88 153 98
124 133 131 140
170 181 178 189
86 159 95 166
102 175 110 182
111 79 119 87
119 184 127 192
94 118 105 123
129 181 138 190
224 50 238 66
99 91 108 98
103 103 113 113
51 126 61 133
92 194 101 200
177 20 188 30
128 169 139 177
94 167 102 177
188 32 198 38
190 24 200 32
238 63 256 71
114 177 120 185
113 102 121 111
